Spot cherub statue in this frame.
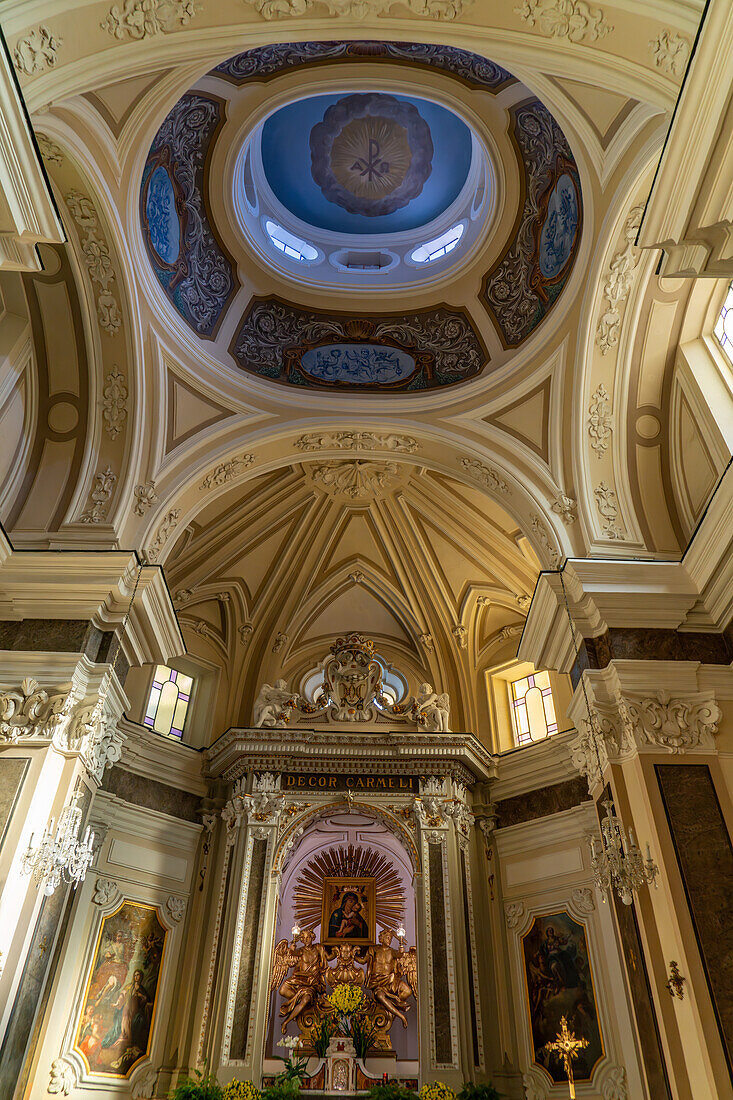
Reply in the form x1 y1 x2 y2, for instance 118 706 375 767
270 929 329 1032
364 929 415 1029
253 680 298 727
412 683 451 732
327 943 366 988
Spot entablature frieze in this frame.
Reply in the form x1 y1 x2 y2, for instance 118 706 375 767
205 727 495 788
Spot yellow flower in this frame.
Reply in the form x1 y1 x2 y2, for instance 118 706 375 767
328 982 365 1015
223 1081 260 1100
419 1083 455 1100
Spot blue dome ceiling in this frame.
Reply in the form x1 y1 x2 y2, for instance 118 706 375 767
260 92 473 235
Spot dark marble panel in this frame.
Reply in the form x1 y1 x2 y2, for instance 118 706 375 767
428 842 452 1065
102 766 201 823
571 629 732 685
230 837 267 1058
495 777 589 829
0 620 120 662
657 764 733 1081
597 790 672 1099
459 848 480 1067
0 783 92 1100
0 758 29 848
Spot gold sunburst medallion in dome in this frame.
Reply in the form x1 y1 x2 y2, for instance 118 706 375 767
294 845 405 934
330 117 412 201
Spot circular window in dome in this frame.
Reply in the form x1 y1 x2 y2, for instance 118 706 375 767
232 89 494 291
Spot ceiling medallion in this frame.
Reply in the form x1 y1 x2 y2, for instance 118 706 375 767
310 94 433 217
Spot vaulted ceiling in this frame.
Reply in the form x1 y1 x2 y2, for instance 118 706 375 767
165 463 537 731
0 0 730 742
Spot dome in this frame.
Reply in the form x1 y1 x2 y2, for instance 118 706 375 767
235 90 491 290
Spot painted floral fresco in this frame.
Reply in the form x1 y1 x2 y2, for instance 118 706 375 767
521 912 604 1082
74 902 167 1077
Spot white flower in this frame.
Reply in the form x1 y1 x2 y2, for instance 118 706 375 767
277 1036 302 1050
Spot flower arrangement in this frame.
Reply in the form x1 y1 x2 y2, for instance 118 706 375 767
328 983 365 1016
420 1083 456 1100
222 1082 260 1100
274 1037 308 1085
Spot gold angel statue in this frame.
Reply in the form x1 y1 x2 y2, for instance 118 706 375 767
364 929 416 1029
270 928 329 1032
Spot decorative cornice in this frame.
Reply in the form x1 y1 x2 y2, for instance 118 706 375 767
205 728 495 786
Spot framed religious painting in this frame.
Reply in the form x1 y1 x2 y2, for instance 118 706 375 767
520 911 604 1083
321 877 376 946
73 900 168 1077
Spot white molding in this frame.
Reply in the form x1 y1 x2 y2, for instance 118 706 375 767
118 718 207 796
0 39 63 270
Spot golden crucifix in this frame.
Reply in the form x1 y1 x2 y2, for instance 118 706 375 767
542 1016 589 1099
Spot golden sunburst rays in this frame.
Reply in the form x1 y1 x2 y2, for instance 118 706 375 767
293 844 405 933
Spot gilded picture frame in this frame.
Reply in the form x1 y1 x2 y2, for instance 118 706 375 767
73 900 168 1078
321 876 376 945
520 910 604 1083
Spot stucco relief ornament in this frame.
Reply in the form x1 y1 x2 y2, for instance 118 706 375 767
452 624 468 649
571 887 595 914
530 514 560 566
13 26 62 75
310 460 401 500
102 367 128 439
101 0 197 39
92 877 121 907
588 383 612 457
200 455 254 490
296 431 418 454
244 0 463 16
627 693 721 753
551 494 577 525
79 466 117 524
514 0 612 41
596 206 644 355
505 901 525 929
133 483 158 516
0 679 76 743
48 1058 77 1095
146 508 181 563
165 895 187 923
601 1066 628 1100
460 458 510 494
594 481 625 540
649 31 691 77
65 191 121 335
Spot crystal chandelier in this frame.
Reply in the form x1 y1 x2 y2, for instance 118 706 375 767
558 570 660 907
589 799 659 906
21 791 94 896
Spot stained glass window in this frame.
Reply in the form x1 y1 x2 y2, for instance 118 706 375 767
714 282 733 361
509 670 558 747
144 665 193 740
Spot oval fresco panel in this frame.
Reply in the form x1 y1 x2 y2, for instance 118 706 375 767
146 165 181 266
539 172 579 280
300 343 417 385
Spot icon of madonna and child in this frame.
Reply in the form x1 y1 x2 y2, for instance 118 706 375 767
74 902 167 1077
